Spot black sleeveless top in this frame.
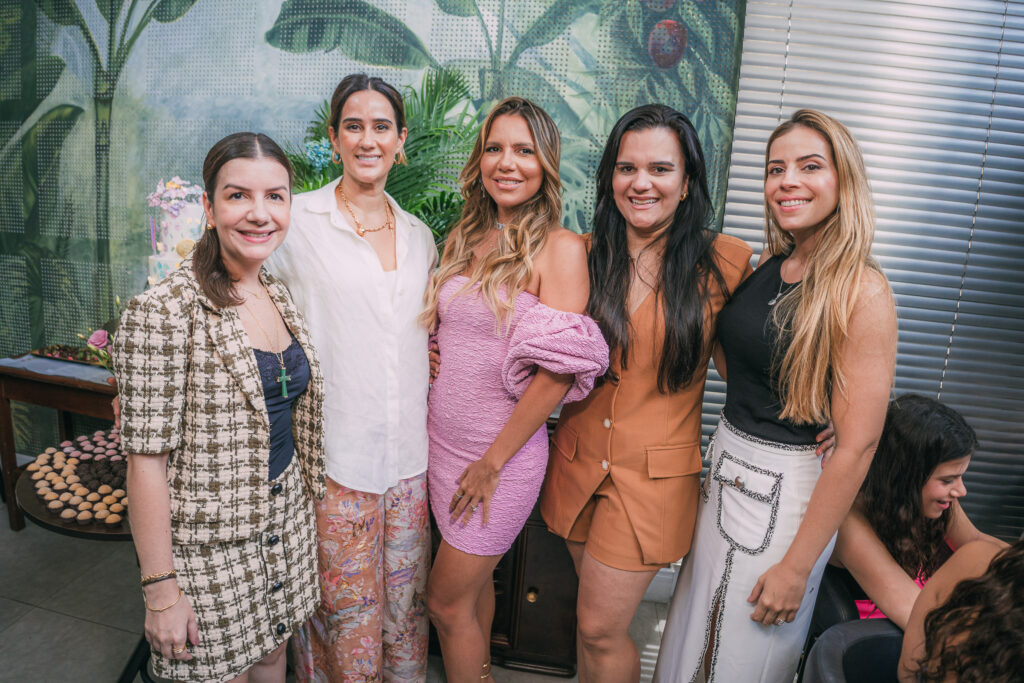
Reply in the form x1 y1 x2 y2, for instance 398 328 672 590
718 255 827 445
253 333 310 480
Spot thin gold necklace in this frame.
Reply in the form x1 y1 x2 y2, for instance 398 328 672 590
336 181 393 237
240 296 291 398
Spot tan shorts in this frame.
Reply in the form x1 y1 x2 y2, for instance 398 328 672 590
563 476 669 573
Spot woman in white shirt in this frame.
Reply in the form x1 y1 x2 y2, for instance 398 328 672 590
267 73 437 683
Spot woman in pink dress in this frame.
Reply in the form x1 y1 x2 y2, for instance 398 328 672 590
422 97 609 682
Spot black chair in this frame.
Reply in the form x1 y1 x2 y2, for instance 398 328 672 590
796 564 863 680
802 619 903 683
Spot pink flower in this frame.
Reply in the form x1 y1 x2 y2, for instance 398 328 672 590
87 329 110 349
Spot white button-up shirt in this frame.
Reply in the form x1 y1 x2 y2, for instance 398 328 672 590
267 178 437 494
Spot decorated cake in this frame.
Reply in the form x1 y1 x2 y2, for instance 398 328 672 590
147 177 204 286
31 429 129 528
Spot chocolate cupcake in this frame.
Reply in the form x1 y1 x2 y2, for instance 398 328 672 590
44 447 57 455
94 509 110 521
30 471 45 481
77 501 93 511
86 492 101 502
26 463 40 472
52 482 68 492
60 508 77 521
93 502 108 512
109 503 125 514
59 492 72 502
43 492 59 502
68 495 83 507
65 474 80 484
97 484 113 495
47 500 63 515
104 513 122 526
76 510 93 525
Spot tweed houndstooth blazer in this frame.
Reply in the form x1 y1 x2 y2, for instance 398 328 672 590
113 256 326 545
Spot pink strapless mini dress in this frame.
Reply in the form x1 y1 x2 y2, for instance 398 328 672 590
427 275 609 556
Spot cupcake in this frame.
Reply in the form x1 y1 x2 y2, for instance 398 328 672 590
77 501 93 511
76 510 94 525
102 495 117 505
65 474 80 484
52 481 68 492
104 513 122 526
109 503 125 514
60 508 77 521
112 488 126 499
43 492 59 502
60 440 72 447
68 495 83 507
98 484 113 495
34 480 50 491
47 500 63 514
26 463 40 472
30 471 45 481
59 492 72 502
93 502 108 512
94 509 110 521
44 447 57 455
86 492 101 502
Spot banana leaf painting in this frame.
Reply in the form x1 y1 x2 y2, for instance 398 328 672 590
266 0 747 233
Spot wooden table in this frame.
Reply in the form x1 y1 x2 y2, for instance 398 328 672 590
0 355 115 530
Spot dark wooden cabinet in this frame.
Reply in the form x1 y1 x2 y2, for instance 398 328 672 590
489 503 578 676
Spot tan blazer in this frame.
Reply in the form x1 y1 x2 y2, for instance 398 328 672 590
541 234 752 565
114 256 326 545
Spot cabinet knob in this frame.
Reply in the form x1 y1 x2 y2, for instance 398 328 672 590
526 588 539 603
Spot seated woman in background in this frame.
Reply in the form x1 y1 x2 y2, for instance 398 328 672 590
830 394 1006 629
899 538 1024 682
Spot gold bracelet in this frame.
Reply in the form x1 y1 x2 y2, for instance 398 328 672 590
144 587 183 612
140 570 177 586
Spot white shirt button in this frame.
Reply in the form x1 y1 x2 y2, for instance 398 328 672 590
602 418 612 429
601 460 609 470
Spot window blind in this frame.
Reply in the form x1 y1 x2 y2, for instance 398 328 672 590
707 0 1024 540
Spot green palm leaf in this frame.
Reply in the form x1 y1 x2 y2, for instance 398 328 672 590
153 0 200 22
266 0 437 69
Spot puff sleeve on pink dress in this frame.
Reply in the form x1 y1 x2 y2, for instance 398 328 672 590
502 304 609 404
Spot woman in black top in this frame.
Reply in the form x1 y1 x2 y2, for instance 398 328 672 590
655 109 897 683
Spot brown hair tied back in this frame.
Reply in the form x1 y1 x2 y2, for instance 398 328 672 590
193 132 293 308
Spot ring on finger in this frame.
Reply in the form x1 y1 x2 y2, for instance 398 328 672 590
172 645 187 654
455 492 464 500
471 504 478 511
774 618 785 626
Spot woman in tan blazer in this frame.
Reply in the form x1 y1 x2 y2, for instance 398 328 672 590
539 105 752 682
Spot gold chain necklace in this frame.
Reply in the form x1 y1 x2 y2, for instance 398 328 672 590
336 181 393 237
240 290 291 398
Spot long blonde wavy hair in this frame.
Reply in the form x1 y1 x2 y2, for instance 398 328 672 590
421 97 562 330
766 109 890 425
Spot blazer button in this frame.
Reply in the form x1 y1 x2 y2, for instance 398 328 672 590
601 460 609 471
733 476 745 490
268 534 280 546
602 418 612 429
272 580 284 592
270 482 283 495
276 623 286 635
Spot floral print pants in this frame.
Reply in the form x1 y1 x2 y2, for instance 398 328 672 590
291 473 430 683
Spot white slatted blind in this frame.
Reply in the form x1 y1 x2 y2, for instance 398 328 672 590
705 0 1024 540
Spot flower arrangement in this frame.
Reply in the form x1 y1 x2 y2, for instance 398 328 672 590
75 296 122 371
146 176 203 216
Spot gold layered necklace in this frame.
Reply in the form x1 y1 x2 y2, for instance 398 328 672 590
240 285 291 398
336 180 393 237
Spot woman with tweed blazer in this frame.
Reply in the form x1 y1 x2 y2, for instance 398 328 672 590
113 133 326 683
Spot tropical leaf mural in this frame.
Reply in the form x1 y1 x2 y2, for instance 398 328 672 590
266 0 746 234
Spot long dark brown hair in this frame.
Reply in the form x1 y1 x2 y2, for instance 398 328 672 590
194 132 293 307
858 394 978 579
588 104 727 393
917 540 1024 682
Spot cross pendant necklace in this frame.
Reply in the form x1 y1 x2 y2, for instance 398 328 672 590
277 366 292 398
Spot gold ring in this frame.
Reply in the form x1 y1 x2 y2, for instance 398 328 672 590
172 645 187 654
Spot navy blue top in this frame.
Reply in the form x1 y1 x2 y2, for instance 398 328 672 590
253 333 309 481
718 255 827 445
